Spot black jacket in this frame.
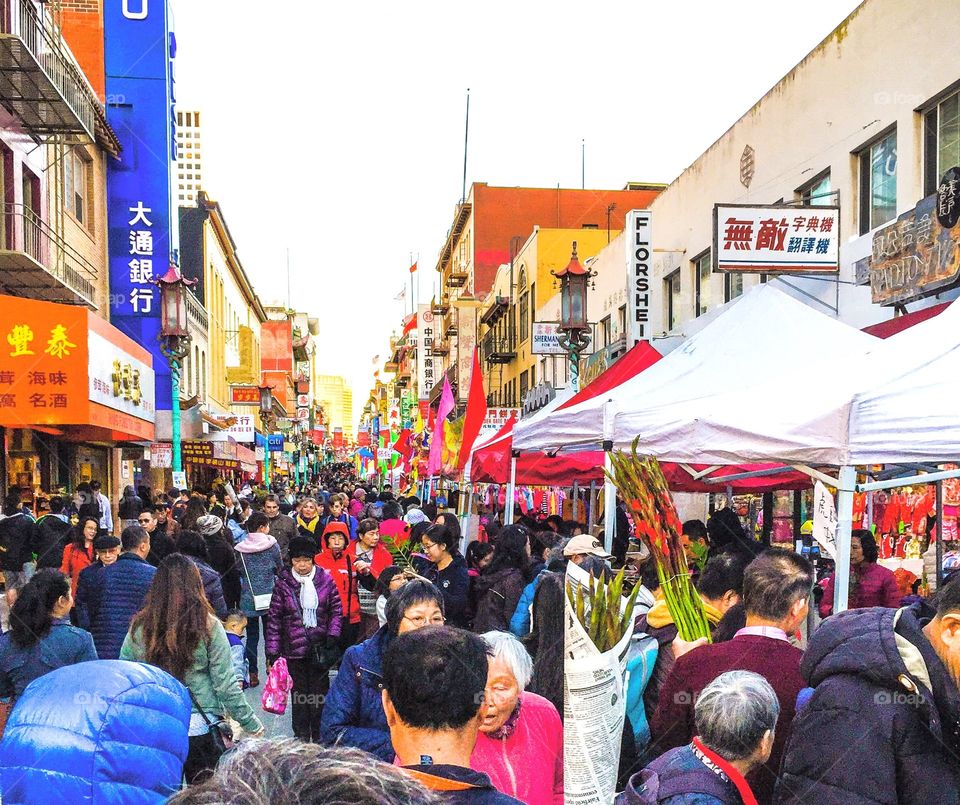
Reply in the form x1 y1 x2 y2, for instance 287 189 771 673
33 514 72 569
205 532 242 609
0 513 37 571
117 489 143 520
776 603 960 804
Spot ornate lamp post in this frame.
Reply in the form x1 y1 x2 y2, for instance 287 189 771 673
258 383 275 486
155 265 197 474
552 242 596 392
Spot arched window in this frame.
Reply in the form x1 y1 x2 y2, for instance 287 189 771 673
517 267 529 343
201 351 207 400
193 345 200 397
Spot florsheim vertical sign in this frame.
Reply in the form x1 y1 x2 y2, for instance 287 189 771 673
105 0 177 409
626 210 653 344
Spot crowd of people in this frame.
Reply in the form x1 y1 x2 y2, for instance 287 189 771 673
0 470 958 804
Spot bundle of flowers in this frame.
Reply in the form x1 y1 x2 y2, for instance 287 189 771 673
606 437 712 642
566 566 643 652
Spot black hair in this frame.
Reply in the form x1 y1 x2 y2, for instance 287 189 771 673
682 519 709 542
434 512 462 543
246 512 269 533
376 566 403 598
465 541 495 570
384 579 444 636
175 530 208 561
697 553 748 601
422 502 438 521
47 496 65 514
526 572 564 717
485 524 532 580
121 525 150 552
544 515 567 535
712 602 747 643
3 492 21 517
409 521 432 546
530 530 561 561
852 528 879 563
424 523 458 555
935 575 960 617
743 548 813 621
379 492 395 504
381 501 403 520
358 517 379 536
10 569 70 648
382 625 490 730
641 558 661 593
707 508 761 558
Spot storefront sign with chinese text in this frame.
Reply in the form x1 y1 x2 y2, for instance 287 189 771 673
150 443 172 468
531 322 566 355
417 304 436 401
936 167 960 230
88 330 155 423
479 408 518 438
713 204 840 273
230 386 260 405
869 191 960 305
225 414 255 443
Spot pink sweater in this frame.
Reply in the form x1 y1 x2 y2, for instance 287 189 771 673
470 692 563 805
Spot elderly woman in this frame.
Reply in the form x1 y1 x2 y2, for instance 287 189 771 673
819 529 901 618
471 630 563 805
618 670 778 805
320 579 445 762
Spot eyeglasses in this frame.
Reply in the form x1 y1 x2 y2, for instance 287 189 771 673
421 542 440 552
137 518 152 524
403 614 446 628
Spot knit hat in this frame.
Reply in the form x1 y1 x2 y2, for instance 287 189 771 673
353 489 366 500
322 521 350 544
196 514 224 537
288 537 318 560
404 509 428 526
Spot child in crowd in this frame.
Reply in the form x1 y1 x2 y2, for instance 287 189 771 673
223 610 249 689
375 566 407 627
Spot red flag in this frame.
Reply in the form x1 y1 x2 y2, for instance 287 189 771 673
403 313 417 335
458 347 488 471
409 261 418 273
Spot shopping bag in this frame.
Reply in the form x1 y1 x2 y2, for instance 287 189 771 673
261 657 293 715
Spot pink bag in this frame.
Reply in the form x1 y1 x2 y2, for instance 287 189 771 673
261 657 293 715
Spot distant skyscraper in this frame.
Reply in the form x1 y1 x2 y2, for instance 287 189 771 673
316 375 355 441
175 110 203 206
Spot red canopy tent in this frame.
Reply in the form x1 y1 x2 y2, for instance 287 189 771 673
471 341 810 491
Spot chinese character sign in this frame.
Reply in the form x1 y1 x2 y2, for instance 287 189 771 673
417 304 436 401
713 204 840 273
105 0 176 410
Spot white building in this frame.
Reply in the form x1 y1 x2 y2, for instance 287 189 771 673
176 110 204 207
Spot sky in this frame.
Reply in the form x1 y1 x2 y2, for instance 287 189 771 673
170 0 864 424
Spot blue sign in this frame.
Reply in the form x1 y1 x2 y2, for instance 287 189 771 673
267 435 284 453
104 0 177 410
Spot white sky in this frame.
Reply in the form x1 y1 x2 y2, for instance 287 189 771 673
171 0 863 423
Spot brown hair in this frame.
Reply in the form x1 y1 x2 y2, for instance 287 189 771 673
129 553 214 681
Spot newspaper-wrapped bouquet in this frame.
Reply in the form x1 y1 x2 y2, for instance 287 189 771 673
606 437 712 642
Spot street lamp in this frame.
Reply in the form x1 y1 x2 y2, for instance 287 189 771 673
155 265 197 474
552 241 596 392
258 383 275 486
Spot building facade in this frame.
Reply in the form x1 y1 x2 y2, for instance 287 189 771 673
176 109 203 206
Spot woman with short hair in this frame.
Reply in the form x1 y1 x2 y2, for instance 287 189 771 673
121 553 263 782
471 630 563 804
320 579 446 762
618 670 779 804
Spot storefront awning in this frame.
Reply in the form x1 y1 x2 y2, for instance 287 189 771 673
0 295 155 442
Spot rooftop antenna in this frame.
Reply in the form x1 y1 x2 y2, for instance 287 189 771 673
286 248 291 311
581 139 585 189
461 89 470 204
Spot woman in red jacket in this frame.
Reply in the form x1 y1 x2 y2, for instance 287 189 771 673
819 529 902 618
60 517 99 598
349 518 394 640
315 522 361 649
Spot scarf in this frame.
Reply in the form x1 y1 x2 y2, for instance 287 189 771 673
297 514 320 533
235 531 278 553
488 696 522 740
292 566 319 628
692 737 758 805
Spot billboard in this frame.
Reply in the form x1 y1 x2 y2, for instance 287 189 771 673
104 0 177 409
713 204 840 274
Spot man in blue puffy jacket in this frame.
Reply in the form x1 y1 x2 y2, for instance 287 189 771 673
0 660 190 803
85 526 157 659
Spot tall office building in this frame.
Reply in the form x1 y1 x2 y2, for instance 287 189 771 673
175 109 203 206
315 375 355 442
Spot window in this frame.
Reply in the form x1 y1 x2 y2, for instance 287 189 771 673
599 316 611 347
529 362 535 388
725 272 744 302
924 90 960 195
63 147 90 226
693 250 712 317
529 282 535 335
519 370 528 403
799 170 832 206
617 304 627 340
859 130 897 234
519 291 529 343
665 270 681 331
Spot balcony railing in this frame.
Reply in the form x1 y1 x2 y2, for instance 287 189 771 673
0 202 96 305
481 327 517 365
185 288 208 333
0 0 97 139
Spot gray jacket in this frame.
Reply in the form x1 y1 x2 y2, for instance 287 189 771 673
235 538 283 616
267 514 298 559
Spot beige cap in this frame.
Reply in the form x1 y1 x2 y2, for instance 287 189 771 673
563 533 614 559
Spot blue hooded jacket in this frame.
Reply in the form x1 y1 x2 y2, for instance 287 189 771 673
320 626 393 761
0 659 190 804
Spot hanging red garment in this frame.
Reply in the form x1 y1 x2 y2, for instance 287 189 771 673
881 493 902 535
533 489 545 512
853 492 867 530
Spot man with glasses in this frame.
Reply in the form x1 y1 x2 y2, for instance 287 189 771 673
138 507 174 568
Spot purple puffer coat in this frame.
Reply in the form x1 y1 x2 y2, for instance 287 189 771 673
265 567 343 662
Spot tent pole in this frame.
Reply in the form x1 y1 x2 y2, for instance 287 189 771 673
603 441 616 556
587 481 596 531
937 480 944 590
505 454 517 526
834 465 857 613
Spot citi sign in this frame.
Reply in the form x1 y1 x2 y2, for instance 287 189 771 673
122 0 148 19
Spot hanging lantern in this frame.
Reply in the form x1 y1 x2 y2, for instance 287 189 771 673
552 242 594 332
155 265 196 338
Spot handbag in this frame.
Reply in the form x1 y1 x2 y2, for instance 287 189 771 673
187 687 233 758
261 657 293 715
239 551 272 611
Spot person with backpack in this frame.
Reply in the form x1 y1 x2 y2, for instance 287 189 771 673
618 671 778 805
